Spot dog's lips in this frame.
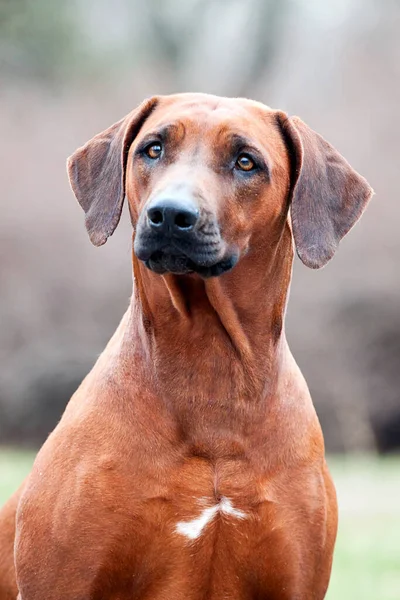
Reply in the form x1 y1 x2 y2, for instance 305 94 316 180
140 248 239 278
146 251 194 275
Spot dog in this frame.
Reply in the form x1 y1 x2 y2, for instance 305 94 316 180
0 93 372 599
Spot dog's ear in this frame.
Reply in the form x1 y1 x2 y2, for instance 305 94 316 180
277 113 373 269
67 97 159 246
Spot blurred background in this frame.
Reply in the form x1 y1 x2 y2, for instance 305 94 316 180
0 0 399 597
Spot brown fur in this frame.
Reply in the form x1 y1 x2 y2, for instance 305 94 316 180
0 93 372 599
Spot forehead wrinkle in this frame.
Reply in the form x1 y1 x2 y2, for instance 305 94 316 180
147 120 187 144
213 126 264 154
229 133 257 150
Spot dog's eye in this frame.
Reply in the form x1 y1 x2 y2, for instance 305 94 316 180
235 153 255 172
145 143 162 159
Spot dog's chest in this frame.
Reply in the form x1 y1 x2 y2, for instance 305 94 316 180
104 457 304 595
93 457 304 598
17 449 323 600
125 458 309 598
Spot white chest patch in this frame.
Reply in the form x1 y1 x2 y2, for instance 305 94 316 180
175 496 247 540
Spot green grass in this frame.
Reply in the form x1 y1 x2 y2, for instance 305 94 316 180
0 448 36 500
1 450 399 599
326 456 400 600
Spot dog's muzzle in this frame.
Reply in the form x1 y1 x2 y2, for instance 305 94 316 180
134 197 238 277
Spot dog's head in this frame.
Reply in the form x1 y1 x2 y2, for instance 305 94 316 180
68 93 373 276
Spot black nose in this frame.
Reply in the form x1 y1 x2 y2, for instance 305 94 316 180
147 198 199 234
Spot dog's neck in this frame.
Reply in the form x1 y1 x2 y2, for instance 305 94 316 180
123 223 294 413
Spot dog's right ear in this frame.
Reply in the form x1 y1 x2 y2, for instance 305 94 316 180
67 97 159 246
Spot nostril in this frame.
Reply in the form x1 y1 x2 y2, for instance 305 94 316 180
148 209 163 226
174 211 195 230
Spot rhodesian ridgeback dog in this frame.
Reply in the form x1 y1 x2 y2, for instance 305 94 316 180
0 93 372 599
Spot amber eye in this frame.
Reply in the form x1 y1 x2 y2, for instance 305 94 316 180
235 153 255 171
145 143 162 159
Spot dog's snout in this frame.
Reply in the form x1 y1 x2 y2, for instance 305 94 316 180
135 192 230 276
147 198 199 234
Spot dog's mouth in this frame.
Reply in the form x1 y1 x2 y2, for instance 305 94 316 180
134 209 239 278
143 249 238 278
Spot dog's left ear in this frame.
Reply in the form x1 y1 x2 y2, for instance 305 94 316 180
67 96 159 246
277 113 374 269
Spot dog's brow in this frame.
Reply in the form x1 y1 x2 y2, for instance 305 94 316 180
146 121 186 144
229 133 259 152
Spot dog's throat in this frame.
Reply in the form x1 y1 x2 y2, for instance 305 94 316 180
130 237 293 403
